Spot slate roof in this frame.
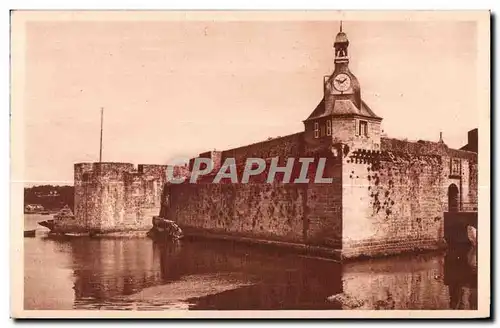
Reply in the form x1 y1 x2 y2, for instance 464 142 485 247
305 98 381 121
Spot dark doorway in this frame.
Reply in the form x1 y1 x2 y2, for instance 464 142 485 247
448 184 459 212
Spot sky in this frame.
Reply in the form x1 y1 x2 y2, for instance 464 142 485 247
22 19 478 185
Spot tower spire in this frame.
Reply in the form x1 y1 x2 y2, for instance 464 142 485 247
334 22 349 62
99 107 104 162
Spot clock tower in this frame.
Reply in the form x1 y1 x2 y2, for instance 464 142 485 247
304 23 383 153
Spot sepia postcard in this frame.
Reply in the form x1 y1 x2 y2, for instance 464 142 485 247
10 10 490 319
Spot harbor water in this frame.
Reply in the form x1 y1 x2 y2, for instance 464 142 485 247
24 214 477 310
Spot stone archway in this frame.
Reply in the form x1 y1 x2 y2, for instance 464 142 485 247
448 184 459 212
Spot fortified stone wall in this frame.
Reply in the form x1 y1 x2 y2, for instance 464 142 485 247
167 130 343 247
168 183 306 242
221 132 304 166
186 133 304 180
305 183 342 247
95 163 133 231
136 164 167 220
342 150 444 258
166 133 477 258
442 148 478 212
74 163 101 230
468 161 478 207
340 138 478 258
167 178 343 246
74 162 167 233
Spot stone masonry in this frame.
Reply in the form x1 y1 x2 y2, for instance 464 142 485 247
74 27 478 259
74 162 167 233
161 27 478 259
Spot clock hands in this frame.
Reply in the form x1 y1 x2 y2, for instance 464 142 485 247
332 74 350 91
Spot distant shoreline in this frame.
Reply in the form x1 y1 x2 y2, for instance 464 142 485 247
24 185 75 212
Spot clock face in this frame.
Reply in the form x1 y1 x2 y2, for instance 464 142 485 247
332 73 351 92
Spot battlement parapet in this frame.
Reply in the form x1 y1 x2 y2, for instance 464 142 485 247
74 161 168 232
380 137 477 162
138 164 168 179
75 162 169 182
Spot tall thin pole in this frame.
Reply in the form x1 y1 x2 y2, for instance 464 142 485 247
99 107 104 162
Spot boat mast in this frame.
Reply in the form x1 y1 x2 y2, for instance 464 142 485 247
99 107 104 162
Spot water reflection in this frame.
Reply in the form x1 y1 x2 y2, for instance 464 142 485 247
24 237 75 310
444 246 478 310
70 238 163 303
158 241 343 310
24 231 477 310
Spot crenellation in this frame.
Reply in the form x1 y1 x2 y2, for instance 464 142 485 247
74 162 167 233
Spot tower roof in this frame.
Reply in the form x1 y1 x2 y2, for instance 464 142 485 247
335 31 349 44
305 98 382 122
305 23 382 123
334 21 349 46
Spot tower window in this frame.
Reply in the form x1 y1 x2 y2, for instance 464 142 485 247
314 122 319 138
326 120 332 136
359 120 368 137
450 158 461 176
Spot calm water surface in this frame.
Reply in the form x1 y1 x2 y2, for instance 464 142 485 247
24 214 477 310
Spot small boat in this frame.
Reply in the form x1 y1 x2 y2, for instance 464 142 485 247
40 211 50 215
38 219 56 230
24 230 36 237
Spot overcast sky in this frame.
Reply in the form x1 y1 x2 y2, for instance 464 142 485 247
23 19 478 185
